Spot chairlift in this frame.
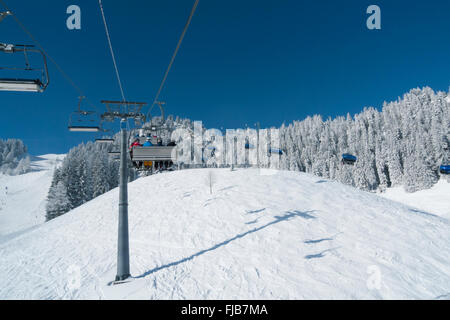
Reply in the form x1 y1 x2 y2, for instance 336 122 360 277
269 148 283 155
130 102 177 172
69 126 101 132
0 43 49 92
440 164 450 175
245 143 255 150
131 146 176 172
96 138 115 143
94 126 114 143
68 97 101 132
108 151 120 161
342 153 357 165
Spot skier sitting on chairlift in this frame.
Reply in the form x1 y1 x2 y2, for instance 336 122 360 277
130 138 142 168
130 138 141 149
143 138 153 147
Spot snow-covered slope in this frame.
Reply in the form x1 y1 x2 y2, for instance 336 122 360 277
0 154 64 243
378 180 450 219
0 169 449 300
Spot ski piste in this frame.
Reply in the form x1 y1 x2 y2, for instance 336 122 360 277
1 167 449 299
0 0 449 304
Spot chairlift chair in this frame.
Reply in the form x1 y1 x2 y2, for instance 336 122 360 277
68 97 101 132
342 153 357 165
96 138 115 143
440 164 450 175
267 145 283 156
68 125 101 132
131 101 178 172
131 146 176 172
269 148 283 155
0 43 49 92
108 151 121 162
108 151 120 161
95 127 115 143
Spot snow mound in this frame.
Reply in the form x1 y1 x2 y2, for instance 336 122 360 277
0 169 449 300
379 179 450 219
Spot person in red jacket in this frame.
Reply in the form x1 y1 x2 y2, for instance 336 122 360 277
130 139 141 149
130 138 142 167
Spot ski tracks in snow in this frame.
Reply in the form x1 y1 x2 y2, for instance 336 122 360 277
1 169 450 299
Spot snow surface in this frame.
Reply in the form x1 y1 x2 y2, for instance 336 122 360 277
0 154 64 243
379 180 450 219
0 168 449 300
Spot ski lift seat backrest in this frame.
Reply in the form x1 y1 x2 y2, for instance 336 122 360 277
131 146 176 162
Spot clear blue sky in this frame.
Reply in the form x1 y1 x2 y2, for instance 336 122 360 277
0 0 449 155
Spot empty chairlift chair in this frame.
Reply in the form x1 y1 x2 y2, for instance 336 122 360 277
68 97 101 132
0 43 49 92
269 148 283 156
440 164 450 175
68 112 101 132
342 153 357 165
95 138 115 143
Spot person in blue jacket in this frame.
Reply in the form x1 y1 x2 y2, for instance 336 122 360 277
143 138 153 147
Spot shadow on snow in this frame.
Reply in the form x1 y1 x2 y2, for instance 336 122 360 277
136 210 317 278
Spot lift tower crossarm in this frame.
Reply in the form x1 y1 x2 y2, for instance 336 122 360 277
100 101 147 122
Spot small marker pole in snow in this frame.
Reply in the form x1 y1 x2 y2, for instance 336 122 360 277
256 122 260 168
116 118 131 282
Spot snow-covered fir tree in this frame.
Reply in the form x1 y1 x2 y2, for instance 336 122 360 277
45 181 71 221
278 87 449 192
0 139 31 175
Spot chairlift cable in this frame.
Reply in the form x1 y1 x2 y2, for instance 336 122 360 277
98 0 127 103
0 0 98 111
147 0 200 119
